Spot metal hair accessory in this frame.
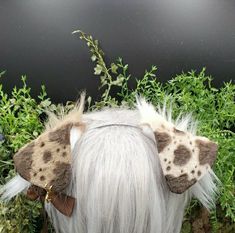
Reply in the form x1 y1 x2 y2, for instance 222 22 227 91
44 184 54 202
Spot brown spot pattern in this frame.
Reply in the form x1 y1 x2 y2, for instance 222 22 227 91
13 142 35 181
29 185 46 197
154 132 172 153
40 175 45 181
173 145 191 166
13 121 83 194
52 162 71 192
62 152 67 157
165 174 197 194
166 166 171 171
43 150 52 163
196 139 218 166
48 123 73 145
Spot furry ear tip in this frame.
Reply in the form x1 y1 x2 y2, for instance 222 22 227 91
135 95 140 104
135 95 145 107
135 97 154 111
76 92 86 114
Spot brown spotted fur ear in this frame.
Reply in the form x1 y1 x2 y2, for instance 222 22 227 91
138 99 218 194
14 121 85 193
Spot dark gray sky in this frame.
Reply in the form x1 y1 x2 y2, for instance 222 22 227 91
0 0 235 103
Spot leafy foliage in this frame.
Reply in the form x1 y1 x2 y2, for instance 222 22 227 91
76 30 235 232
0 76 51 232
0 31 234 232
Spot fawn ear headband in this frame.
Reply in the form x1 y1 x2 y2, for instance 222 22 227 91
13 99 218 217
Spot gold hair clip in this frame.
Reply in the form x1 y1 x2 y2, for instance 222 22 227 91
44 184 54 202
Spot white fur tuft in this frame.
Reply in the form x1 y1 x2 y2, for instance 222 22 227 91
0 175 30 201
137 97 197 135
136 97 170 129
190 168 220 210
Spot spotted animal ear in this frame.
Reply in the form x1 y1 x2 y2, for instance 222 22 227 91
13 121 85 193
137 99 218 194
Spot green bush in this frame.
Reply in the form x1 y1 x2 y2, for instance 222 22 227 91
0 76 49 233
0 31 234 232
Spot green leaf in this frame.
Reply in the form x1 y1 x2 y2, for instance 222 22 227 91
91 54 97 62
111 63 118 74
94 64 103 75
0 70 6 78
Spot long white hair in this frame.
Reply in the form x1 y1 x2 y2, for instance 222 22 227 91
0 102 219 233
